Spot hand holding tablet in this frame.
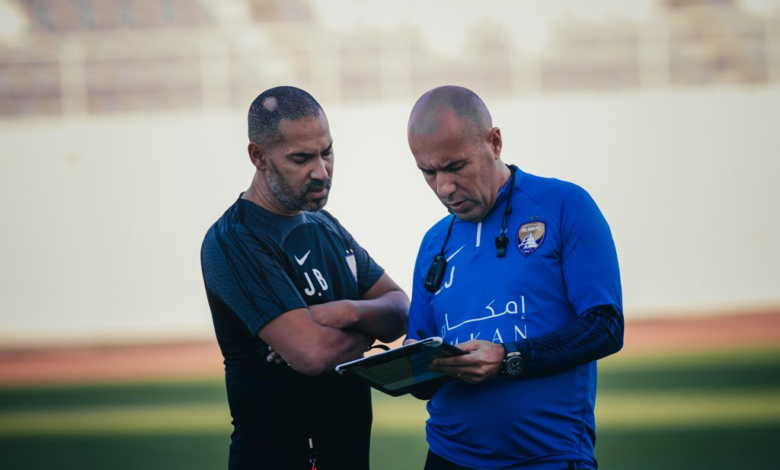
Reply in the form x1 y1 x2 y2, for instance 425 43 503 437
335 337 465 396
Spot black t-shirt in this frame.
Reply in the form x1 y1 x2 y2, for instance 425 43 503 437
201 197 384 470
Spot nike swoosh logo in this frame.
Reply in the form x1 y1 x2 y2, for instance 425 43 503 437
447 245 465 262
295 250 311 266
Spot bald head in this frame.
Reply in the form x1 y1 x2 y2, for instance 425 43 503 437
406 86 509 222
408 85 492 141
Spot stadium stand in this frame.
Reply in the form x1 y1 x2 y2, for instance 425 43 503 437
0 0 778 118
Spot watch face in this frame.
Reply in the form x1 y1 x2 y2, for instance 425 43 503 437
505 356 524 377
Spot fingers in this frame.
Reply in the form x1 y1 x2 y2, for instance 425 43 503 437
266 346 288 365
265 352 285 364
430 364 477 383
431 354 468 367
431 365 477 384
429 340 504 384
453 341 482 353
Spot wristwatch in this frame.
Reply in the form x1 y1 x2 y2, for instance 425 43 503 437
501 342 525 378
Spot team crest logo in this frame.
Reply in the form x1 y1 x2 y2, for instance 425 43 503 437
516 221 545 256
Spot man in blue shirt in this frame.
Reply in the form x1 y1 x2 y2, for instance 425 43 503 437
405 85 624 470
201 86 409 469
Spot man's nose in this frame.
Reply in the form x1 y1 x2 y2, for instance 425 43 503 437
436 173 456 199
310 156 330 180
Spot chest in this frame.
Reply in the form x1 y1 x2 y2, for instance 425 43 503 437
427 216 570 342
282 225 359 305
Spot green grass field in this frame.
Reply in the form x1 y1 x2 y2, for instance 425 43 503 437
1 347 778 470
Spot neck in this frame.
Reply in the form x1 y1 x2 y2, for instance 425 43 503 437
474 164 513 223
496 162 512 191
241 175 300 217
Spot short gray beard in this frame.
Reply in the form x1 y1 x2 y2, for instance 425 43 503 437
267 160 330 212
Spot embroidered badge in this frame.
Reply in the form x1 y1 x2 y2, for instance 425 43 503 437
516 221 545 256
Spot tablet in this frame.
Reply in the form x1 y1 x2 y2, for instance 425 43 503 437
335 337 466 396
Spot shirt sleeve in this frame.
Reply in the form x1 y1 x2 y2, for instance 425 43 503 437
559 185 623 316
518 304 624 376
201 225 307 336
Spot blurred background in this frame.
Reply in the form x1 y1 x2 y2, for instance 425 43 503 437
0 0 778 469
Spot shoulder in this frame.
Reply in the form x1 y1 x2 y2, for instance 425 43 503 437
418 213 455 253
303 209 350 238
519 169 589 199
207 200 263 240
424 213 455 237
517 170 596 211
201 199 284 262
202 200 241 247
307 209 341 228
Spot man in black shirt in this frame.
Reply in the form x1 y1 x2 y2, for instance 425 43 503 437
201 86 409 469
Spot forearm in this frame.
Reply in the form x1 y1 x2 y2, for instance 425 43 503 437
310 327 373 373
310 289 409 343
348 290 409 343
258 308 373 376
517 304 624 377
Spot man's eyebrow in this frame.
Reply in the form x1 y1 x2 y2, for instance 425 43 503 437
289 142 333 158
289 151 315 159
419 159 467 172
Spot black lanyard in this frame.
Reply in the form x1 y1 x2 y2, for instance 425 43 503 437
423 165 516 293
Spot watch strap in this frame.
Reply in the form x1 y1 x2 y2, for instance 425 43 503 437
502 341 519 355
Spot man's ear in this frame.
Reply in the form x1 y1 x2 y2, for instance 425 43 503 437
248 142 267 171
489 127 502 158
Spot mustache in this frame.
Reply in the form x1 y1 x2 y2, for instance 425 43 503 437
305 179 331 192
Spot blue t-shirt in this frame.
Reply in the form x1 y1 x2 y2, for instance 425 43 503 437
201 196 384 470
407 167 622 469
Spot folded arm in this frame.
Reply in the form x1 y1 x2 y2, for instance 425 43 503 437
258 308 374 376
261 273 409 373
309 273 409 343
